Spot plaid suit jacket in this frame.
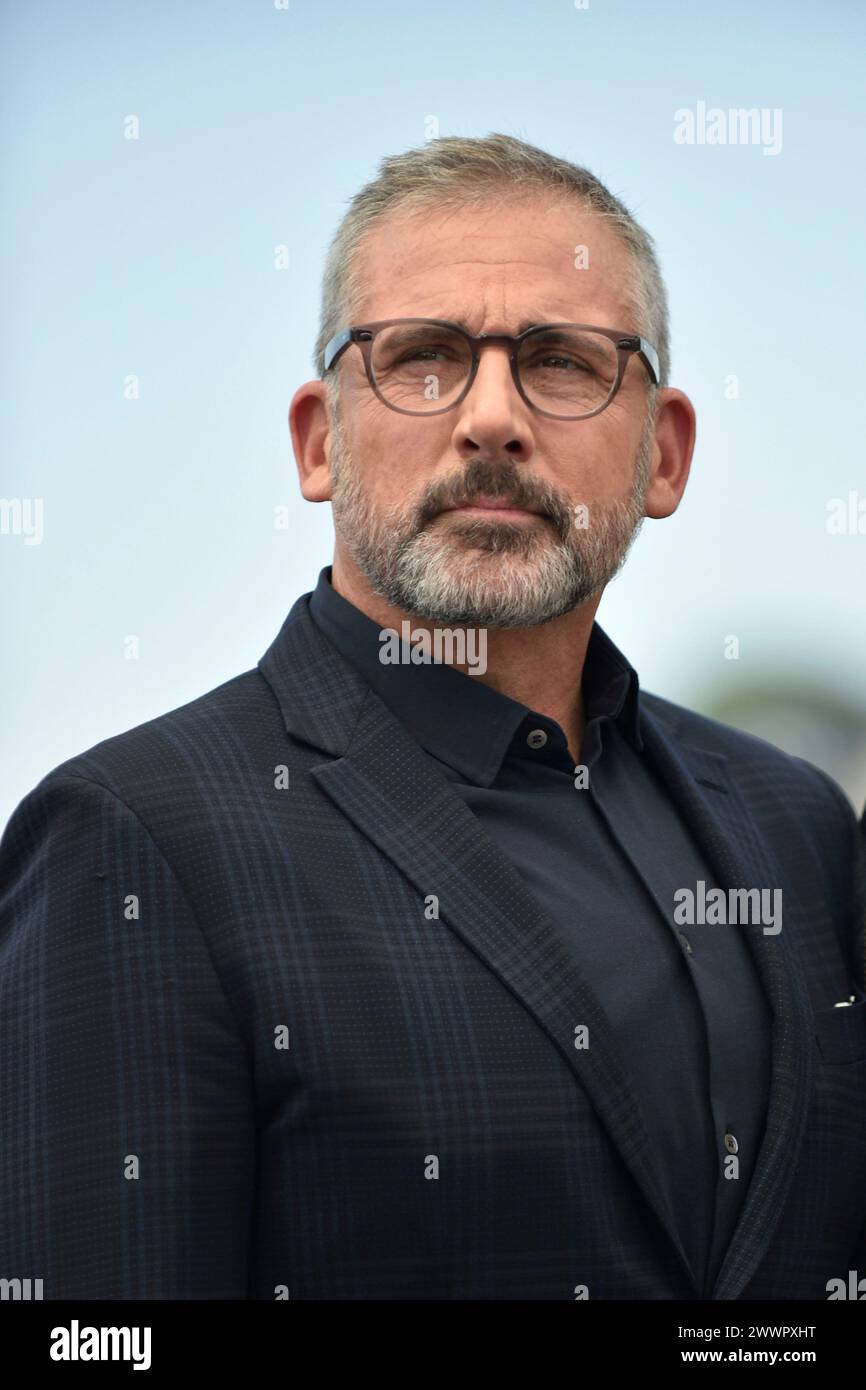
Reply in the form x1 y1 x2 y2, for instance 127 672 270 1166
2 588 866 1300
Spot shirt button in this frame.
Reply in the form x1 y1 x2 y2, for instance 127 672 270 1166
678 932 693 955
724 1131 738 1154
526 729 548 749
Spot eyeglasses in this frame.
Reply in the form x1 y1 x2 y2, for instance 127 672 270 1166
323 317 660 420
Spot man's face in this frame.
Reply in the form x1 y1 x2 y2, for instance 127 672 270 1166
327 196 657 628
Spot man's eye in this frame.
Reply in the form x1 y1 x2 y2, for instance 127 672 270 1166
536 354 589 372
400 346 449 362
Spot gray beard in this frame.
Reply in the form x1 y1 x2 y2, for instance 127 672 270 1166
328 411 654 629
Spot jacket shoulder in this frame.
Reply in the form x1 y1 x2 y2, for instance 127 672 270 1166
640 688 852 803
14 666 282 818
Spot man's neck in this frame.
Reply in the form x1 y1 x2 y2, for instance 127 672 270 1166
330 553 600 767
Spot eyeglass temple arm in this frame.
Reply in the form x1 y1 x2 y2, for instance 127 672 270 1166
636 337 660 385
323 328 354 373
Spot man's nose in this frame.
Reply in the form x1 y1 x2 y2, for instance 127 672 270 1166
451 346 534 458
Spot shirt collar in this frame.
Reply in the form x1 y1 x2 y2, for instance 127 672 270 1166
308 565 643 786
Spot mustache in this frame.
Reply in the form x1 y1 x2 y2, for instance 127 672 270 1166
415 460 574 536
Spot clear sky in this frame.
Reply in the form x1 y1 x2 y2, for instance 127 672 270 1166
3 0 865 826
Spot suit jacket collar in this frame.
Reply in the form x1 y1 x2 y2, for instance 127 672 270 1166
259 587 817 1301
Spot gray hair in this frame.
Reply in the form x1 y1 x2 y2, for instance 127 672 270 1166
314 132 671 416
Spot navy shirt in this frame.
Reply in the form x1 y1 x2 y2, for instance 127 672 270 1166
308 565 772 1296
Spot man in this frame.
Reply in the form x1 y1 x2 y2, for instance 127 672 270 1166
2 133 865 1301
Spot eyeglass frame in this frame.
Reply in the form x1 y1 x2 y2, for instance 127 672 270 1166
322 317 661 420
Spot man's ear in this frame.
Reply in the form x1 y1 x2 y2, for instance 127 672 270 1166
642 388 697 519
290 379 334 502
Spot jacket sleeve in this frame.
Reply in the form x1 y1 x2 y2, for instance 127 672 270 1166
810 770 866 1272
805 762 866 996
0 772 255 1298
830 775 866 995
850 797 866 1271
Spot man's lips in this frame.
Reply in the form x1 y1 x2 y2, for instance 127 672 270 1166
443 496 545 519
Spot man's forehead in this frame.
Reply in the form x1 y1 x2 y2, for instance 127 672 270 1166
352 199 634 327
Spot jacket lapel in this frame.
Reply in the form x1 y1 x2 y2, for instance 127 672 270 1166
260 594 815 1300
639 704 817 1299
